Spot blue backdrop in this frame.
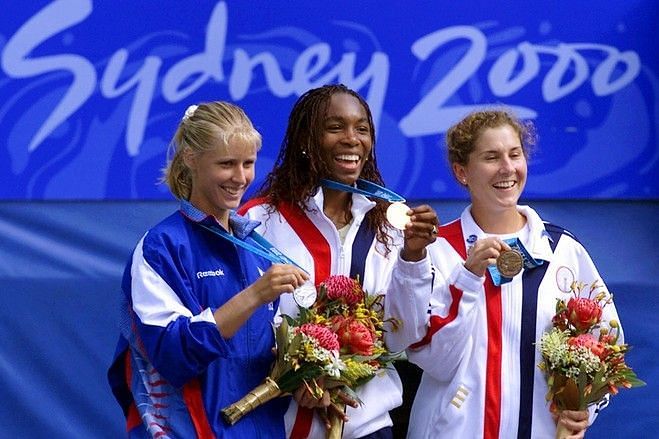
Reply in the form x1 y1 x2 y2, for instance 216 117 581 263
1 200 657 438
1 1 658 438
1 0 657 200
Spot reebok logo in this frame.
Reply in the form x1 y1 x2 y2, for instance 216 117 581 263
197 268 225 279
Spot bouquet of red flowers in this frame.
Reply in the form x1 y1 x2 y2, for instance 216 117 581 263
222 275 401 433
538 280 644 438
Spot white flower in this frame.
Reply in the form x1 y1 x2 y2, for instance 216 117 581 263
183 104 198 121
324 352 346 378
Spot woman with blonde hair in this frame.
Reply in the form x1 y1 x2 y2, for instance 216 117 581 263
109 101 307 438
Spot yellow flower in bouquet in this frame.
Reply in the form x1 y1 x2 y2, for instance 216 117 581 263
538 281 644 437
221 318 345 425
305 275 403 437
221 275 402 429
311 275 402 388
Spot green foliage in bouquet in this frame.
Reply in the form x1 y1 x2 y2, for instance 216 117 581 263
538 281 645 411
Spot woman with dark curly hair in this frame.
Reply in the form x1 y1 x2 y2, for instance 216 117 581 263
240 84 439 439
386 108 622 439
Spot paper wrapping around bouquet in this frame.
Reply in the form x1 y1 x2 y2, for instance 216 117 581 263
552 377 581 439
326 402 346 439
551 375 582 410
221 377 282 425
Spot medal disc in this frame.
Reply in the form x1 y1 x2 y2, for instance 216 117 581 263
386 202 411 230
293 282 317 308
496 249 523 278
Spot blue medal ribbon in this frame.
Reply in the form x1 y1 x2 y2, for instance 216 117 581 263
197 222 308 274
487 237 544 286
180 200 307 273
320 178 405 202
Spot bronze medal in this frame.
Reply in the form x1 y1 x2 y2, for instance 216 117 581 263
496 249 523 278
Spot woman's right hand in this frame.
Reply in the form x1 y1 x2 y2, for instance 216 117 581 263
293 379 358 430
464 237 511 277
249 264 309 304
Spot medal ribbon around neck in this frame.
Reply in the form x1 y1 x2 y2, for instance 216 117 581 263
320 178 411 230
196 222 317 308
488 237 544 286
320 178 405 202
197 222 306 272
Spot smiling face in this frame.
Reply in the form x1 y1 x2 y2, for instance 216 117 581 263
185 137 257 226
453 124 527 219
319 93 373 185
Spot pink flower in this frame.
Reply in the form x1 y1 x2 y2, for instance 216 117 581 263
296 323 340 352
323 275 363 305
335 318 374 356
568 333 606 359
567 297 602 332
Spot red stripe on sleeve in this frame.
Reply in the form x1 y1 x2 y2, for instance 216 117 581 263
409 285 463 349
289 406 315 439
410 220 466 349
123 351 143 432
237 196 268 215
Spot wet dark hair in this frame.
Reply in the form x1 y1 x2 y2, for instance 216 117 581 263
256 84 392 252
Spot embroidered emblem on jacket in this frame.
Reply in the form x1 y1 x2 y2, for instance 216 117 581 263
196 269 225 279
450 384 470 408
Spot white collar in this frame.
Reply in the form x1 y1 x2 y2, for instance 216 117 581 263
460 204 554 261
308 186 377 222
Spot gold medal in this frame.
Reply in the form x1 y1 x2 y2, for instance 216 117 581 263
386 202 411 230
496 249 523 278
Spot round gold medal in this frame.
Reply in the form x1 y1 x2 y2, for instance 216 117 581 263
386 202 411 230
496 249 523 278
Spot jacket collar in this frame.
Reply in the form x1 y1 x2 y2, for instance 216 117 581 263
460 204 554 262
179 199 261 239
308 186 376 221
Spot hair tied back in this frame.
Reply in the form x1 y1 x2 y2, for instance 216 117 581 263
183 104 199 121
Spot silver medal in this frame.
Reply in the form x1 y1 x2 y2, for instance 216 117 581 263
293 281 317 308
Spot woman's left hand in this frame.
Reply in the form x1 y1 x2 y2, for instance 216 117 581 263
554 409 589 438
401 204 439 262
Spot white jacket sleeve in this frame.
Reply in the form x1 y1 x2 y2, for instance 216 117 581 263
405 262 484 380
384 250 435 353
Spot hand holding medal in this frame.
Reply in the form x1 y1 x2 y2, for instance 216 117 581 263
386 201 412 230
292 281 317 308
496 248 523 278
464 236 543 285
392 203 440 262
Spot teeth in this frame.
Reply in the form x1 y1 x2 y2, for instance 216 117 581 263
494 181 515 189
336 154 360 161
222 187 241 195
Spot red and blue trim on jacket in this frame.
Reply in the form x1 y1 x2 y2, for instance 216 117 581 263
410 220 564 439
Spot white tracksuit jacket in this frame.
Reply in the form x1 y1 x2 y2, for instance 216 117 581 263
241 188 434 439
385 205 621 439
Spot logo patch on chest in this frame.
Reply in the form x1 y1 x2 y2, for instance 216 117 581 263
196 268 225 279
